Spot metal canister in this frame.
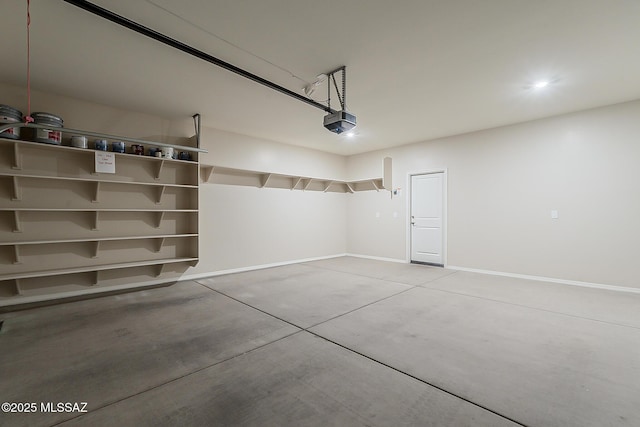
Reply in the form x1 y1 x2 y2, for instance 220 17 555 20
131 144 144 155
70 135 88 148
0 104 23 140
111 141 125 153
94 139 108 151
31 112 63 144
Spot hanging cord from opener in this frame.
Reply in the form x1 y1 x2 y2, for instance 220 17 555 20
24 0 34 124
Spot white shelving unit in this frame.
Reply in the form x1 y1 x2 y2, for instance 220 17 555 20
0 137 202 308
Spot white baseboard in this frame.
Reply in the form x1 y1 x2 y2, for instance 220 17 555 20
345 253 407 264
447 265 640 295
184 256 640 295
180 253 348 281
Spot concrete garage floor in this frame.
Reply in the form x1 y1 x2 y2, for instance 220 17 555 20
1 256 639 426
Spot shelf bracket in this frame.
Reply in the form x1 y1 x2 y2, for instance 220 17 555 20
155 237 166 253
201 165 214 183
303 179 313 191
12 211 22 233
292 177 302 190
12 142 22 170
92 182 101 203
345 182 355 193
154 159 165 180
371 179 381 192
154 211 165 228
13 244 22 264
11 176 21 201
13 279 23 296
260 173 272 188
92 271 99 286
155 263 165 277
155 186 166 204
323 180 334 192
91 211 99 231
91 241 100 258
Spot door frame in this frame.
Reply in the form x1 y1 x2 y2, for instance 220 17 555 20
406 169 448 266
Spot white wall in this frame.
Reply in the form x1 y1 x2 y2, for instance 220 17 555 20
200 127 346 180
192 185 346 274
191 125 347 275
347 100 640 289
1 83 347 275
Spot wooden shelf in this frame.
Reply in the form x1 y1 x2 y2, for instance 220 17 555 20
0 127 206 154
0 258 198 282
2 142 198 187
0 172 198 189
200 161 391 193
2 210 196 232
0 138 199 170
2 234 196 263
0 208 197 212
0 274 192 308
0 234 197 246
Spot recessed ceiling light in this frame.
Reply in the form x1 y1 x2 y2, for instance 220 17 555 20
533 80 550 89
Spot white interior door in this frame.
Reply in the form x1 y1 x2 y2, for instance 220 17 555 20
411 173 444 266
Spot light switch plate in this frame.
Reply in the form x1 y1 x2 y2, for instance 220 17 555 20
551 210 559 219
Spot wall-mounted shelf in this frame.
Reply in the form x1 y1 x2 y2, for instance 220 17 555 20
0 136 200 308
0 173 198 189
200 158 392 193
3 258 199 283
1 138 199 187
0 233 198 264
0 123 208 154
0 208 198 212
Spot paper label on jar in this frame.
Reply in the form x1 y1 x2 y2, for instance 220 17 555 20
1 127 19 136
36 128 62 143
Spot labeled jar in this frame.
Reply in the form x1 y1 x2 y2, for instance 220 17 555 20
111 141 125 153
0 104 23 140
131 144 144 155
161 146 174 159
70 135 88 148
94 139 108 151
31 112 63 144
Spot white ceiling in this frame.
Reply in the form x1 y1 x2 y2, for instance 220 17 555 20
2 0 640 155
